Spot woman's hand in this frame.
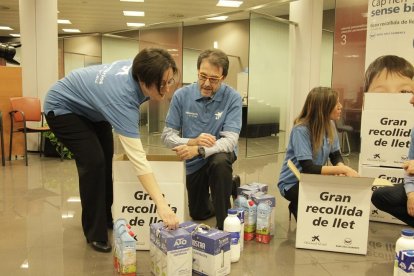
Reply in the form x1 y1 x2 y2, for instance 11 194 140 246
157 203 179 230
343 166 359 177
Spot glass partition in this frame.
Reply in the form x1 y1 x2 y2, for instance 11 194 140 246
246 12 292 157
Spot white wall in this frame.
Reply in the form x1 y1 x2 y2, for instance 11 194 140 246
320 30 333 87
102 36 139 64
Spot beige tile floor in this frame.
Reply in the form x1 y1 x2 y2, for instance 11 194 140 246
0 135 405 276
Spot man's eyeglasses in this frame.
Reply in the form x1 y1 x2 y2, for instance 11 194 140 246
198 73 223 84
160 78 176 89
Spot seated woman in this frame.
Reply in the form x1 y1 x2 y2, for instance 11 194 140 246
277 87 359 220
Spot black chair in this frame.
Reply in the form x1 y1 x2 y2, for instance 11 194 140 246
0 111 5 166
335 117 353 157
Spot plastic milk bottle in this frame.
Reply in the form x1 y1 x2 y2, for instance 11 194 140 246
223 209 241 263
394 229 414 275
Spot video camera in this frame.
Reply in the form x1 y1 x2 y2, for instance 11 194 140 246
0 42 20 65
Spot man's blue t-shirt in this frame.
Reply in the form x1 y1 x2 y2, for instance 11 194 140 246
278 124 341 196
44 60 148 138
165 82 242 174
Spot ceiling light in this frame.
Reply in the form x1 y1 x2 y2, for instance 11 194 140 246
58 19 72 24
127 22 145 27
20 260 29 269
62 28 81 33
10 33 20 37
217 0 243 7
206 16 228 21
120 0 144 2
0 26 13 30
123 11 145 16
67 196 81 202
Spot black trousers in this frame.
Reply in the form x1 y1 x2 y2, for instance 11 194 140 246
186 152 236 230
371 184 414 226
45 112 113 242
283 183 299 219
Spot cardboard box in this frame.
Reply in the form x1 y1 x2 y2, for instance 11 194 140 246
359 165 406 225
296 173 373 255
359 94 414 168
113 154 186 250
288 159 374 255
191 225 231 276
159 228 192 276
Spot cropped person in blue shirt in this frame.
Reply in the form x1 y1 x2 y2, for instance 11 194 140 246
44 48 179 253
368 56 414 225
161 49 242 230
278 87 359 220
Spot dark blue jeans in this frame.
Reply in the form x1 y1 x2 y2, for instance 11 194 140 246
46 112 113 242
371 183 414 227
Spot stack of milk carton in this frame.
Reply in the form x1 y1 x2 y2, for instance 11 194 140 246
150 221 232 276
234 182 275 244
113 218 137 276
149 222 193 276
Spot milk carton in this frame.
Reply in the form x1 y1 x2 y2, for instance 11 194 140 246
252 192 276 236
237 182 268 196
118 230 137 276
113 219 128 272
159 228 192 276
191 225 231 276
255 202 272 244
243 199 257 241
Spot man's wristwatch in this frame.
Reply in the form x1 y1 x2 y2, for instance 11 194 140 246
198 146 205 158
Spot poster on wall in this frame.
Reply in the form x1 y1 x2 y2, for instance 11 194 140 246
365 0 414 68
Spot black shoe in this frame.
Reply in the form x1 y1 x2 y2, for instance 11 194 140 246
89 241 112 253
288 202 297 222
231 175 241 201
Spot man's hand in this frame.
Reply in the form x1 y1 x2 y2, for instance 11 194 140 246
403 160 414 175
407 192 414 217
187 133 216 147
157 203 179 230
172 145 199 160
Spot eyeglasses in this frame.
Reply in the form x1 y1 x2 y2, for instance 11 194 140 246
198 73 223 84
160 78 176 89
400 90 414 95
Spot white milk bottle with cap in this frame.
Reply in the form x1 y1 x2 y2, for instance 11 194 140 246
394 229 414 275
223 208 241 263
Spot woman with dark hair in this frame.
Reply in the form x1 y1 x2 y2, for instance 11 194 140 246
44 48 179 253
277 87 359 220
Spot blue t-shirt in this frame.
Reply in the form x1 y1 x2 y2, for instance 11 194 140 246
44 60 149 138
165 82 242 174
278 124 341 196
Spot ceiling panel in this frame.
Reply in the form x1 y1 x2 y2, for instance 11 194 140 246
0 0 335 37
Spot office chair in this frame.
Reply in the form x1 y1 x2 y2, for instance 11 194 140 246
9 97 50 166
335 117 353 157
0 111 5 166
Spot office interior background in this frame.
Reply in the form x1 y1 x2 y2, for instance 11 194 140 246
0 0 403 275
